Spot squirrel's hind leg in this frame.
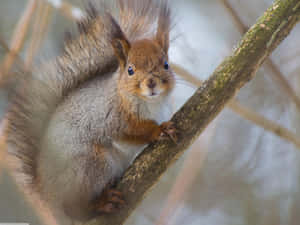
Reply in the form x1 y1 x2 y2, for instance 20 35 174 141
38 140 125 221
89 145 126 214
62 144 125 220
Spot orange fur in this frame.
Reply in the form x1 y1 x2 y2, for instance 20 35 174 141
117 39 174 101
122 115 161 144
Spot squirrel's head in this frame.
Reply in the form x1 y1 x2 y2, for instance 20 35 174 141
114 39 174 102
109 6 174 102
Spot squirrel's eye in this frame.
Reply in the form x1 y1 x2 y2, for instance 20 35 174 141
128 66 134 76
164 61 169 70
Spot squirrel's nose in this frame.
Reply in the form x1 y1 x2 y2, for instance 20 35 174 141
147 78 156 89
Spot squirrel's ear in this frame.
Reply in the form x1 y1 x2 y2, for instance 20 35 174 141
105 13 131 71
156 3 171 54
112 38 131 71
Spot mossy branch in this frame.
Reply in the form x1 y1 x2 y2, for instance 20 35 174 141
221 0 300 115
86 1 300 224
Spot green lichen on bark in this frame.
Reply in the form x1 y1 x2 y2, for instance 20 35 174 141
87 1 300 225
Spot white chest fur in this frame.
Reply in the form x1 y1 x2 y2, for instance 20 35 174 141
113 96 172 168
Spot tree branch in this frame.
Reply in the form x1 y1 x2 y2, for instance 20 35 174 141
221 0 300 113
171 63 300 149
84 1 300 224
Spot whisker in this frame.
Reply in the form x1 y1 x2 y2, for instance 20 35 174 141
174 81 197 89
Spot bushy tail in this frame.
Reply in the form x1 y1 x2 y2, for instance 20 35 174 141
4 0 171 188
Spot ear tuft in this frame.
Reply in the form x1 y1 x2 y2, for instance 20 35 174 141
111 38 131 70
106 13 131 71
156 1 171 54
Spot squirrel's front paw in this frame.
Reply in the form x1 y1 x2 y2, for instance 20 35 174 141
95 189 125 214
159 121 178 143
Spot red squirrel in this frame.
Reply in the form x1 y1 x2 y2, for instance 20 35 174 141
5 0 176 223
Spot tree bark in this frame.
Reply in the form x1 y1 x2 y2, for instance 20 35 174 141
87 0 300 224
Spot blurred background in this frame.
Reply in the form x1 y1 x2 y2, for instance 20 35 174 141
0 0 300 225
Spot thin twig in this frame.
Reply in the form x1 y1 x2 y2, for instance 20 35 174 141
1 0 37 75
0 120 7 179
0 37 27 87
25 1 53 69
221 0 300 113
0 37 25 70
171 63 202 86
221 0 247 33
171 63 300 149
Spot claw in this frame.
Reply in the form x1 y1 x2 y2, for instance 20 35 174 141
159 121 178 143
109 196 125 205
106 189 123 198
95 188 125 214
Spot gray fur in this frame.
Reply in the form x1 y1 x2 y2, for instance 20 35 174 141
37 70 168 220
5 0 171 223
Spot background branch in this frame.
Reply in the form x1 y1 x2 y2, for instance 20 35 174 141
0 37 25 74
0 0 37 75
85 1 300 224
25 1 53 69
0 120 7 179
